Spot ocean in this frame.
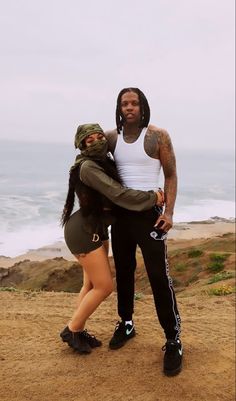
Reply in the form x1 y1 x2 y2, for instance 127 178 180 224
0 140 235 257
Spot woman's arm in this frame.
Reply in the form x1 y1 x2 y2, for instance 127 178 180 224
80 160 160 212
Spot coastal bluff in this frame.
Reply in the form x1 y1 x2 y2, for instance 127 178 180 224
0 228 235 401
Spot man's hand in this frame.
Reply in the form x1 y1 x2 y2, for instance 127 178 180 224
154 213 173 232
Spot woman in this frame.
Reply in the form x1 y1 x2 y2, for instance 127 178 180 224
60 123 164 354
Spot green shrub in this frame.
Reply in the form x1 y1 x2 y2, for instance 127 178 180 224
209 253 229 262
175 263 188 272
208 261 225 273
188 249 203 258
134 292 143 300
206 285 235 296
0 287 18 292
207 271 234 284
208 253 230 273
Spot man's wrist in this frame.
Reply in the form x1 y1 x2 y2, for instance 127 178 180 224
163 209 174 217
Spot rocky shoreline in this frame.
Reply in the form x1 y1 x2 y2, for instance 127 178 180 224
0 219 235 269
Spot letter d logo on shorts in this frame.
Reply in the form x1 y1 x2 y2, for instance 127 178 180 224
92 234 100 242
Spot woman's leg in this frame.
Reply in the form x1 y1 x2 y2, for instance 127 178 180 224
75 270 92 308
69 244 113 332
75 240 109 308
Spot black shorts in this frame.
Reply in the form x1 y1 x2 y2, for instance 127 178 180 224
64 209 109 255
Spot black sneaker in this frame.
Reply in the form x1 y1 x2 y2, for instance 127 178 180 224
80 329 102 348
162 339 183 376
109 321 135 350
60 326 92 354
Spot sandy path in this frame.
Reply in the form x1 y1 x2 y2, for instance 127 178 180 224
0 290 235 401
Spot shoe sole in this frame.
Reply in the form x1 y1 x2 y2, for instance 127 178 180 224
74 347 92 354
89 341 102 348
163 363 182 377
61 332 101 349
109 331 136 350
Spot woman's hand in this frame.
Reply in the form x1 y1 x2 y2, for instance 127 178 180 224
155 188 165 206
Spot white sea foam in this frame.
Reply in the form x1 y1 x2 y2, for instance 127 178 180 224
0 223 64 257
0 140 234 257
174 199 235 222
1 198 234 257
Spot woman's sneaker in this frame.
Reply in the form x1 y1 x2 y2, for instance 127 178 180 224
109 321 135 349
80 329 102 348
60 326 91 354
162 339 183 376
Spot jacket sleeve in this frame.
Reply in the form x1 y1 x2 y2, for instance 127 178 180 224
80 160 156 211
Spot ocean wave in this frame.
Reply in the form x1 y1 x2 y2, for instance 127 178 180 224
0 223 64 257
0 199 235 257
0 142 234 257
174 199 235 223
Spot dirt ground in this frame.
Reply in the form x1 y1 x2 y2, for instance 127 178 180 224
0 289 235 401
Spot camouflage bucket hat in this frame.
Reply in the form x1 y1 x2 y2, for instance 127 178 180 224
74 123 104 149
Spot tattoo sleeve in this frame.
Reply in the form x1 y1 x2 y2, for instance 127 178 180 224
159 132 177 216
105 130 117 154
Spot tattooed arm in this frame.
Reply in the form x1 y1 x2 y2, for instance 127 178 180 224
146 126 177 232
158 129 177 231
105 129 118 154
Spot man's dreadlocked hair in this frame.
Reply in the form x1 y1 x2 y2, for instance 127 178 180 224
116 87 150 133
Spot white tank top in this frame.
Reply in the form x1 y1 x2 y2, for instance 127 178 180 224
114 128 161 191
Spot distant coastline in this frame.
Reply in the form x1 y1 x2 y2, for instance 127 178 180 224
0 218 235 268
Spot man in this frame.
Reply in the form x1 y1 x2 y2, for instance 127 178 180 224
105 87 182 376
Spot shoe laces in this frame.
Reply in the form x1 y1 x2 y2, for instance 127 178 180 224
115 321 124 332
81 329 96 340
162 340 180 353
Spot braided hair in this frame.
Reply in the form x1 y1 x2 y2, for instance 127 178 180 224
60 169 77 227
115 87 150 133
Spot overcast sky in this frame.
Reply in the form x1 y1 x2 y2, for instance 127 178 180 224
0 0 235 150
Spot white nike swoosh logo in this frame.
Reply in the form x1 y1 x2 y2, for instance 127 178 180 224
126 327 134 336
178 348 183 356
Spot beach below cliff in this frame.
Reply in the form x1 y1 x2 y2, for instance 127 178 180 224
0 219 235 268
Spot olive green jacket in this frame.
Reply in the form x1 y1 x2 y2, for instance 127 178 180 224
80 159 156 212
